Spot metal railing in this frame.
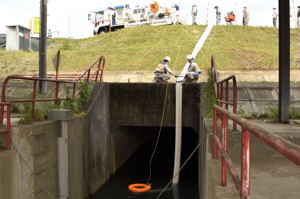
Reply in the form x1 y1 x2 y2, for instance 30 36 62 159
212 105 300 199
0 103 11 150
211 56 300 199
0 56 105 149
211 56 237 130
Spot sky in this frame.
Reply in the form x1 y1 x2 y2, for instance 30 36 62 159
0 0 299 38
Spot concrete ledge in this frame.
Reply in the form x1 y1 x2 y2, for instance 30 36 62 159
48 109 72 121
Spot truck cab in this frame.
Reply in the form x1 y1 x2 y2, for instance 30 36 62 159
91 6 127 35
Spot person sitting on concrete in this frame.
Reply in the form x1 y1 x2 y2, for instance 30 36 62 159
185 55 201 82
154 56 177 83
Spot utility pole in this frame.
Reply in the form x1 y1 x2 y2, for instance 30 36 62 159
39 0 47 93
279 0 290 123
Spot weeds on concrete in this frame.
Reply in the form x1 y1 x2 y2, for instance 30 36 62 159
17 82 92 124
76 82 92 112
204 68 217 118
238 105 300 121
11 103 21 113
265 106 278 120
19 103 34 124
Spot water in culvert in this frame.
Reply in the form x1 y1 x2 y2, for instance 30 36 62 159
91 127 199 199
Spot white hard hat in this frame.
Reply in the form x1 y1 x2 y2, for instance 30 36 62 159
186 55 193 60
164 56 171 62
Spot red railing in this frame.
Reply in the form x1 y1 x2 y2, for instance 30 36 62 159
0 56 105 149
0 76 77 120
211 56 300 198
211 56 237 130
212 105 300 199
0 103 11 150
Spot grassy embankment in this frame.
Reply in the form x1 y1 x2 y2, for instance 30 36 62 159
0 25 299 78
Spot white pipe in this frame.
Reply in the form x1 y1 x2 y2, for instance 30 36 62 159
176 24 214 83
58 121 69 199
173 24 214 184
173 83 182 184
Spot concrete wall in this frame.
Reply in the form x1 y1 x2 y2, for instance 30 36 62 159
0 150 19 199
86 83 111 194
110 83 201 130
0 82 204 198
232 83 300 114
68 116 88 199
6 116 89 199
11 120 60 199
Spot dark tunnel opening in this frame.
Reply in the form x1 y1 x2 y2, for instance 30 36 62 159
91 126 200 199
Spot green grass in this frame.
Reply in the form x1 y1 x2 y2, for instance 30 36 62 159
0 25 299 78
199 25 300 70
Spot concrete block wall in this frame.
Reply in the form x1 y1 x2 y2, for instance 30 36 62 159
6 116 89 199
220 83 300 114
11 120 60 199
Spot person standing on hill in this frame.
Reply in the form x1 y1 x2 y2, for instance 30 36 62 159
192 5 198 25
225 11 235 25
214 6 221 25
272 8 278 27
297 6 300 28
242 7 250 26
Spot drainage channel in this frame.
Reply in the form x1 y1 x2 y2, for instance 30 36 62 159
90 127 199 199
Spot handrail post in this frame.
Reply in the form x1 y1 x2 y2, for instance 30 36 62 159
0 77 9 125
32 80 37 119
55 82 59 104
220 82 223 107
225 81 229 128
95 58 101 82
0 104 3 126
213 108 218 159
217 84 221 106
233 77 237 130
87 69 91 82
72 83 76 98
225 81 229 110
99 56 105 82
241 128 250 198
6 103 11 150
221 113 228 186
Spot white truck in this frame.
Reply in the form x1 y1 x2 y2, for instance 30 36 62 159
88 2 181 35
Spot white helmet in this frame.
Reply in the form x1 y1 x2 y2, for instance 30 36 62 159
164 56 171 62
186 55 194 60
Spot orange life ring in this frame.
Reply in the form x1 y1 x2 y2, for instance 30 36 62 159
128 183 151 193
150 1 159 13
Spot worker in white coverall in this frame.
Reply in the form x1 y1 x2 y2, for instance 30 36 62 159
154 56 177 83
185 55 200 82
